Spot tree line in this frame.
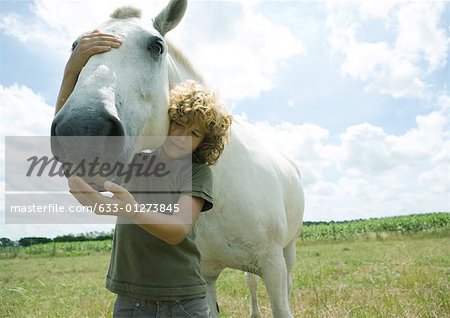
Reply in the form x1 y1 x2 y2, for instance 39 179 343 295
0 230 114 247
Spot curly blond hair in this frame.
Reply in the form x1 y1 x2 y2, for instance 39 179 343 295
168 80 232 165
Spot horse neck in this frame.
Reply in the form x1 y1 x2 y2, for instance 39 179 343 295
165 43 252 157
166 43 250 146
167 42 204 88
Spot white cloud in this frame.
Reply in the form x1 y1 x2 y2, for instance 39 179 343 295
418 115 450 195
390 111 447 159
0 84 54 137
419 159 450 195
338 108 448 176
237 90 449 221
395 2 448 73
437 92 450 114
358 1 398 20
327 1 448 98
339 123 396 175
236 116 336 186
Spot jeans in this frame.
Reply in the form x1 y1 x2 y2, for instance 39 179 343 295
113 294 210 318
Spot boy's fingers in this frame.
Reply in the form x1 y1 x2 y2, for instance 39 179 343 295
86 46 111 55
87 41 121 48
79 39 122 47
71 191 95 207
70 176 107 203
105 181 127 194
79 41 121 54
68 179 96 207
84 33 122 42
90 36 122 43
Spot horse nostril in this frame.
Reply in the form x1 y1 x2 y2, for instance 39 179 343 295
50 108 124 137
106 117 125 136
51 114 64 136
51 120 57 137
50 121 64 161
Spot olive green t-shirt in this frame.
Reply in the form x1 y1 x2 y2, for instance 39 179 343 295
105 151 213 300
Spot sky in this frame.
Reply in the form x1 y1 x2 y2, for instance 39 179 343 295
1 0 449 240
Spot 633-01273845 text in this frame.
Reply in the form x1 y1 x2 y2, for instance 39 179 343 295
93 203 180 214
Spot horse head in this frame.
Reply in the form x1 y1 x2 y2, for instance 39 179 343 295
51 0 189 189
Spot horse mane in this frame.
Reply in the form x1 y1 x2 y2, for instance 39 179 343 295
111 7 142 19
167 41 204 84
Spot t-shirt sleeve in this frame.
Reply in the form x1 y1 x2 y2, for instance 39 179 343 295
180 163 213 212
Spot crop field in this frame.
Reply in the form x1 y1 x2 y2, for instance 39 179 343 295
1 213 449 317
300 212 450 240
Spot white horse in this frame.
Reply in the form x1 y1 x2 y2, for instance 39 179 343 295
51 1 304 317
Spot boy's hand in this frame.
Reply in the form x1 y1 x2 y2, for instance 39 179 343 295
68 176 138 219
64 30 122 77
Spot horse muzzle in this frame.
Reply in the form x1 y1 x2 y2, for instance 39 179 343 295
51 106 126 188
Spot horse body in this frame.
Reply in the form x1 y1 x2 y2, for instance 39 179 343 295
197 122 304 317
51 1 304 317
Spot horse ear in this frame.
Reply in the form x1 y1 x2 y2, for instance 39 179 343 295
153 0 187 36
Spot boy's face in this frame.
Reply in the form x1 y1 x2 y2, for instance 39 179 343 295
163 118 206 159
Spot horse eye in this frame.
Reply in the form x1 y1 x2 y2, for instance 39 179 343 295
71 40 79 51
148 39 164 55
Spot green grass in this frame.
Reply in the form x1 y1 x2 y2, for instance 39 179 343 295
292 231 449 318
1 231 449 317
0 253 113 318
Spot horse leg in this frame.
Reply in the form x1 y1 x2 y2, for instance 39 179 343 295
260 247 293 318
283 239 297 298
203 270 222 318
245 272 262 318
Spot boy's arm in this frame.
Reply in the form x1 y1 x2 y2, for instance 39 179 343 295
55 72 79 115
68 176 203 245
133 195 204 245
55 30 122 115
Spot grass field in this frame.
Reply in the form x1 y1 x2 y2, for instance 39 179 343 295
1 229 449 318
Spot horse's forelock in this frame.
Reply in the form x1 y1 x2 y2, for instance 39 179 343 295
110 7 142 19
